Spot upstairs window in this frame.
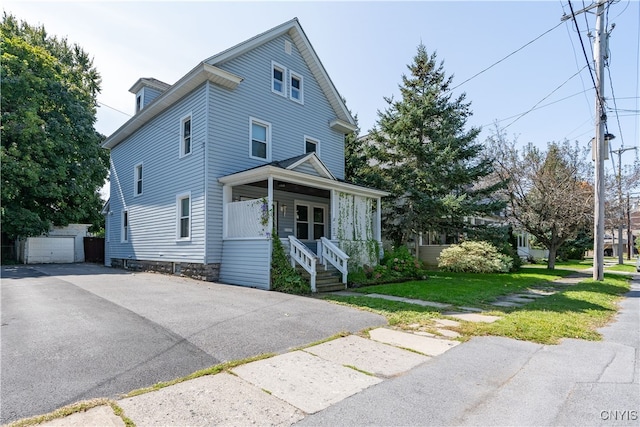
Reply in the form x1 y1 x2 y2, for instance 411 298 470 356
134 163 143 196
177 193 191 240
180 115 191 157
272 62 285 96
289 71 303 104
135 93 143 113
250 118 271 161
305 136 319 155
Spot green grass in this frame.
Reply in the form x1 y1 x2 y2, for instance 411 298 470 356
458 274 631 344
350 267 573 307
605 263 637 273
325 295 441 327
325 266 631 345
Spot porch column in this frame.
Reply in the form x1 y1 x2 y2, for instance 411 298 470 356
330 189 337 240
267 176 274 233
376 197 383 258
222 184 232 239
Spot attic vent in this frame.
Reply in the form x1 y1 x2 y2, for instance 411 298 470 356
285 40 292 55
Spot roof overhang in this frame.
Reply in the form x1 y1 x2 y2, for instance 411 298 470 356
218 165 388 199
102 63 243 149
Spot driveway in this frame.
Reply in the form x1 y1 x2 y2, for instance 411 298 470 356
0 263 385 424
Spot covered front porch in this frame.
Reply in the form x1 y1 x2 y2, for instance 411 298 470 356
218 154 387 291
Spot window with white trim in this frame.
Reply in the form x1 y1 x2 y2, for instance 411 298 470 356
272 62 286 96
249 118 271 161
177 193 191 240
180 115 192 157
289 71 303 103
135 92 143 113
121 210 129 243
304 136 319 155
134 163 143 196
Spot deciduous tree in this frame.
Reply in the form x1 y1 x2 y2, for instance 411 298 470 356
487 127 593 269
1 14 108 241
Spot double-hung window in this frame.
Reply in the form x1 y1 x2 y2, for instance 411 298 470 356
289 71 303 104
134 163 143 196
177 193 191 240
272 62 285 96
180 115 192 157
249 118 271 161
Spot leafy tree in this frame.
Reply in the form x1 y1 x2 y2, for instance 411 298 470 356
1 14 108 240
353 44 505 247
487 127 593 269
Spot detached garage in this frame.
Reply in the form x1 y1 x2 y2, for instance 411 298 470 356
17 224 89 264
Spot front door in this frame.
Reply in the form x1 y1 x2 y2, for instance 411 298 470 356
295 203 327 252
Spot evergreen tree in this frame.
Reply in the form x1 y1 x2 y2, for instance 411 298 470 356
1 14 109 240
361 44 504 247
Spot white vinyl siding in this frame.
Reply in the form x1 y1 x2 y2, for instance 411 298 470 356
180 114 192 158
289 70 303 104
134 163 143 196
220 239 271 289
177 192 191 240
271 61 286 96
249 117 271 161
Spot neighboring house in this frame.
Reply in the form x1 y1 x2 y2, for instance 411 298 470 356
102 18 387 292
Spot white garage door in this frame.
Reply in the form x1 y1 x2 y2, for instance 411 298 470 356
27 237 75 264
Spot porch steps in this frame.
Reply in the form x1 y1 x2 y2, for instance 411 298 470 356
296 263 346 293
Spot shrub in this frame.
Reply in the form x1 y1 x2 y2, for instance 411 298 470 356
271 233 310 295
438 240 513 273
348 246 428 286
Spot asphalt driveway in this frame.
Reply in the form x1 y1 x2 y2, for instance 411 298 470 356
0 263 386 424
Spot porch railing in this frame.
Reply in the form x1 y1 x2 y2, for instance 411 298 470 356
320 237 349 284
288 235 318 292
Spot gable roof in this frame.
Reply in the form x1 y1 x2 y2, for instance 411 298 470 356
204 18 355 131
102 18 356 150
219 153 388 199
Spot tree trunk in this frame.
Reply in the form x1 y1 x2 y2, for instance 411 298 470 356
547 245 557 270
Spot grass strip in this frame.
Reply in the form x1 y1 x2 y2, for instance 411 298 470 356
124 353 275 398
6 398 133 427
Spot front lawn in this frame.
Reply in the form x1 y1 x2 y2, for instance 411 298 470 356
350 267 573 308
324 267 631 344
458 274 631 344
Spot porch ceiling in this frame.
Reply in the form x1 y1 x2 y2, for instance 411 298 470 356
218 166 388 199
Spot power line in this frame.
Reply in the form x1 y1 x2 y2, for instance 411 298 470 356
447 21 564 93
502 65 588 129
606 64 626 147
566 0 606 113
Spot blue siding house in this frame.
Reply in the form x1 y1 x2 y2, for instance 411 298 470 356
102 18 387 291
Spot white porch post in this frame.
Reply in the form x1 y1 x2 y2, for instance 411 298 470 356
267 176 274 233
222 184 232 239
330 189 337 240
376 197 383 258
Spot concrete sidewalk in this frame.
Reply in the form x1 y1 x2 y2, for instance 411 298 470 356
30 328 458 427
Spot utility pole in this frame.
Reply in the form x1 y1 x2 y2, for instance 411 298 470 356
562 0 611 280
611 146 637 264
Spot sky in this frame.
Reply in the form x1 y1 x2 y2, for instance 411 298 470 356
4 0 640 178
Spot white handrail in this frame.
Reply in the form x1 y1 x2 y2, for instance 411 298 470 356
320 237 349 284
288 236 317 292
